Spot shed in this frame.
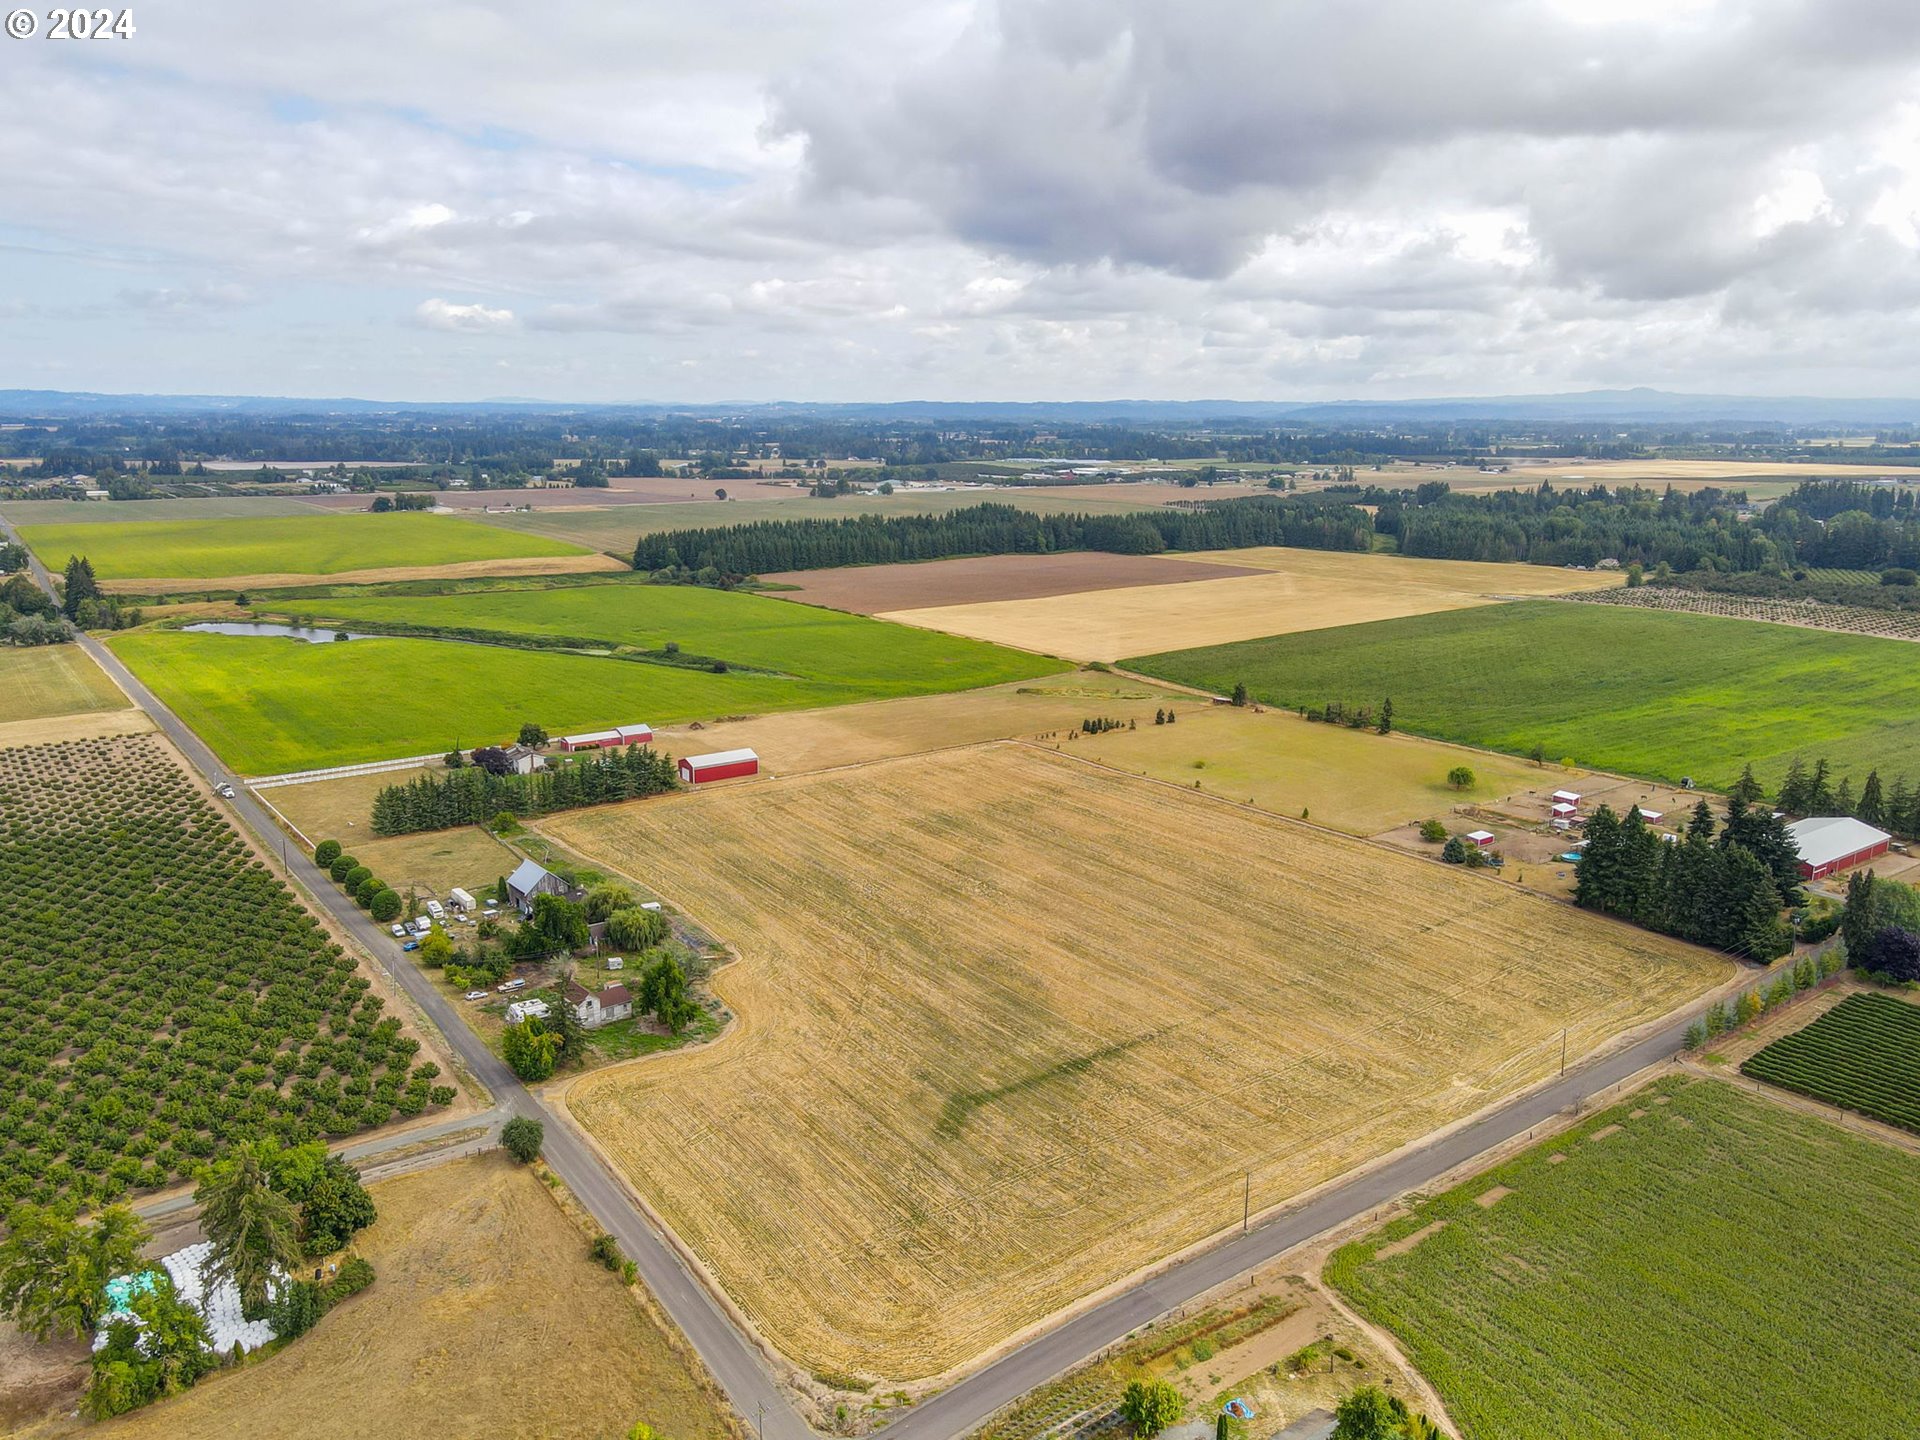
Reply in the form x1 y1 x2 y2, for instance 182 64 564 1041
679 748 760 785
615 723 654 745
1550 802 1577 818
1638 809 1664 824
1466 829 1496 847
1787 816 1892 881
449 887 476 912
559 728 622 752
1551 790 1582 805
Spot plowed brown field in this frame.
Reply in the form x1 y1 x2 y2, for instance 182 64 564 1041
554 745 1730 1382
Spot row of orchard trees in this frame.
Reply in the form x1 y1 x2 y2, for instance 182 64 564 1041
1575 788 1802 960
372 744 678 835
630 497 1372 576
0 1137 378 1419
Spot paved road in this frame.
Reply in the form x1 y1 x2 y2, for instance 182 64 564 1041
9 519 1711 1440
0 520 815 1440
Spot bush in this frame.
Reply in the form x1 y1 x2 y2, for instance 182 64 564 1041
606 906 670 951
343 866 372 894
352 876 383 908
369 889 402 923
1119 1379 1184 1438
267 1279 326 1340
326 1255 375 1302
589 1232 625 1271
1882 568 1918 587
314 840 342 868
1441 836 1469 864
329 854 359 884
502 1115 544 1163
1418 819 1449 844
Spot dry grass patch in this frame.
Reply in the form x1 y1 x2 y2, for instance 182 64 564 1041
90 1154 734 1440
102 551 626 594
878 548 1623 662
554 745 1729 1382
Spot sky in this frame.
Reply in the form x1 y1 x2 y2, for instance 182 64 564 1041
6 0 1920 403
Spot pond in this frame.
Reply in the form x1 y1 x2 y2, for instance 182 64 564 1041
182 621 369 643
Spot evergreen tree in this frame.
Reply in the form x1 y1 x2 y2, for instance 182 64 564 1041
1730 763 1765 807
1835 776 1855 818
1777 757 1811 814
1859 769 1885 828
195 1143 303 1319
1574 806 1622 912
60 556 100 620
1686 799 1716 841
1377 697 1394 735
1810 758 1836 814
1720 845 1790 960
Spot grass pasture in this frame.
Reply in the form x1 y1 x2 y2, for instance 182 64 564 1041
1328 1077 1920 1440
553 745 1729 1381
1131 600 1920 790
17 512 590 584
0 644 128 725
1742 991 1920 1133
878 547 1621 662
107 598 1060 773
293 578 1061 695
92 1154 735 1440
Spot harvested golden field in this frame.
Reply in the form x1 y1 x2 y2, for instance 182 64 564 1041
0 644 129 725
764 552 1265 613
647 670 1197 775
555 745 1729 1382
878 547 1623 661
101 550 626 595
92 1154 735 1440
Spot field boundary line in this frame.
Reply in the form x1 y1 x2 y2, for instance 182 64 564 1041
250 752 442 787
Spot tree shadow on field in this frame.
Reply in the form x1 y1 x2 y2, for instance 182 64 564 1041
936 1027 1173 1140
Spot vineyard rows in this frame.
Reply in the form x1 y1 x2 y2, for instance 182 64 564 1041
1328 1078 1920 1439
1560 587 1920 641
0 734 455 1207
1741 992 1920 1133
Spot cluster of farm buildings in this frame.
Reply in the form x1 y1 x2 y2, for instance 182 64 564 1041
1539 789 1894 882
505 718 760 788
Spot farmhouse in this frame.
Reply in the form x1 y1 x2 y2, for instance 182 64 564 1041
506 858 569 915
560 722 654 753
1787 815 1892 881
501 743 547 775
679 748 760 785
565 980 633 1029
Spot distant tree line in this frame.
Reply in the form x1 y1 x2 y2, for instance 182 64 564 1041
371 745 677 834
1575 789 1801 960
630 498 1372 576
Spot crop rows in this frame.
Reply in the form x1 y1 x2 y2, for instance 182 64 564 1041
1742 992 1920 1132
1328 1078 1920 1439
1562 586 1920 641
0 734 453 1207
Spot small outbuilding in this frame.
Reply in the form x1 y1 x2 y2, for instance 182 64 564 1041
505 997 551 1025
1550 802 1578 818
1787 816 1893 881
1551 790 1582 806
679 748 760 785
559 722 655 752
1638 809 1665 824
1466 829 1496 848
449 887 476 913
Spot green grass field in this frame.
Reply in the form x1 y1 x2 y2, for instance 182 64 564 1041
18 512 588 579
1328 1077 1920 1440
1129 600 1920 790
1742 991 1920 1132
0 644 129 723
299 579 1053 692
110 607 1060 773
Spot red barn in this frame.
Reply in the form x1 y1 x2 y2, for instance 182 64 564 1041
1787 816 1892 881
679 748 759 785
560 721 654 752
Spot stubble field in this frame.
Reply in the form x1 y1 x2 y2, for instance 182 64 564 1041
90 1154 734 1440
877 548 1622 662
763 551 1266 613
553 745 1730 1381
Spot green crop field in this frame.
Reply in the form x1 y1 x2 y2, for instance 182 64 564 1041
1742 991 1920 1131
0 643 129 723
1328 1077 1920 1440
17 512 589 580
1129 600 1920 790
300 579 1056 693
109 611 1060 774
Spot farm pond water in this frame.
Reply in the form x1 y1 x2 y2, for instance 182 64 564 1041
182 622 369 643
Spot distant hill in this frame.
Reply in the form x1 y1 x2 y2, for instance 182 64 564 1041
4 386 1920 426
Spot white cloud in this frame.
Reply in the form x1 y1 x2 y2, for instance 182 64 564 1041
1 0 1919 400
414 298 518 331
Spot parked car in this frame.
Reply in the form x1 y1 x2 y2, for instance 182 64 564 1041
402 940 419 952
463 990 488 1002
389 923 406 937
497 978 527 992
215 783 237 799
